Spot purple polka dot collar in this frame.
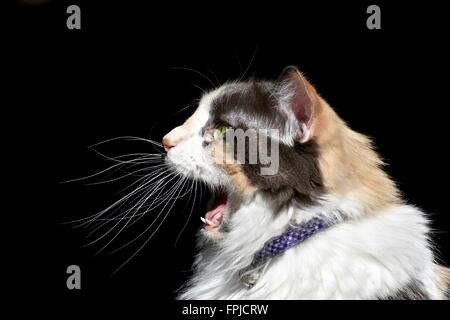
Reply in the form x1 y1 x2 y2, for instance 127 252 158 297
239 216 331 288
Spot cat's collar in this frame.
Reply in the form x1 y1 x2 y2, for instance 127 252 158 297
239 216 332 288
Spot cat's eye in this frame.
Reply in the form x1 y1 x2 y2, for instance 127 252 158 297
213 122 231 139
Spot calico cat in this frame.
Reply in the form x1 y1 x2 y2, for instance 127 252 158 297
163 66 450 299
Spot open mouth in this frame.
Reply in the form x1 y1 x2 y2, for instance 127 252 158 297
201 191 228 233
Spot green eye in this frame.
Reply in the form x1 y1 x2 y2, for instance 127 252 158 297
213 122 231 139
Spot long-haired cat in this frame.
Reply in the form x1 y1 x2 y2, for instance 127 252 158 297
163 66 449 299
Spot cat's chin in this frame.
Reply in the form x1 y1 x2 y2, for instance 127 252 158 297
201 191 228 239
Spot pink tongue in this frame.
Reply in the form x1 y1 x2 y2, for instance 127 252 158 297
205 193 227 228
205 204 226 226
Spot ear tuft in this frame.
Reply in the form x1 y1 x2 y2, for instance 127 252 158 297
278 66 316 142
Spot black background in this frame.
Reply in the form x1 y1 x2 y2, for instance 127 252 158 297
7 0 450 309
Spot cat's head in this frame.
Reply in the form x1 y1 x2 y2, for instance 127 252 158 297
163 67 331 237
163 66 397 238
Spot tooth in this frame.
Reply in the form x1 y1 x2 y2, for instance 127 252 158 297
205 218 213 225
200 217 206 223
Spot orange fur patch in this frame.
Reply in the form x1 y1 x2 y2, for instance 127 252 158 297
437 265 450 296
310 94 400 214
209 140 256 196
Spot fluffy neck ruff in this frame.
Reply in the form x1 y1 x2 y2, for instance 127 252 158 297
177 98 440 300
177 193 441 299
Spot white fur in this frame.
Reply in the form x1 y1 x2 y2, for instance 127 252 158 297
166 88 230 188
167 86 445 300
177 194 444 299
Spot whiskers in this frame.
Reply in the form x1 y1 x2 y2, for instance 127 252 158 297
62 135 200 274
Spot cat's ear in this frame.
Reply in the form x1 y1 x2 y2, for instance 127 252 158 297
278 66 316 143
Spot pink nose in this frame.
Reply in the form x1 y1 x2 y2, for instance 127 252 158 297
162 136 176 152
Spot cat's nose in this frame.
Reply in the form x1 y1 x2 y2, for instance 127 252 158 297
162 135 176 152
163 125 188 152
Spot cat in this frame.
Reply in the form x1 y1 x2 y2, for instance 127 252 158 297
163 66 450 299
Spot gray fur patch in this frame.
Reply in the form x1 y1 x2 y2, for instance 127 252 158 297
205 80 323 209
382 281 430 300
